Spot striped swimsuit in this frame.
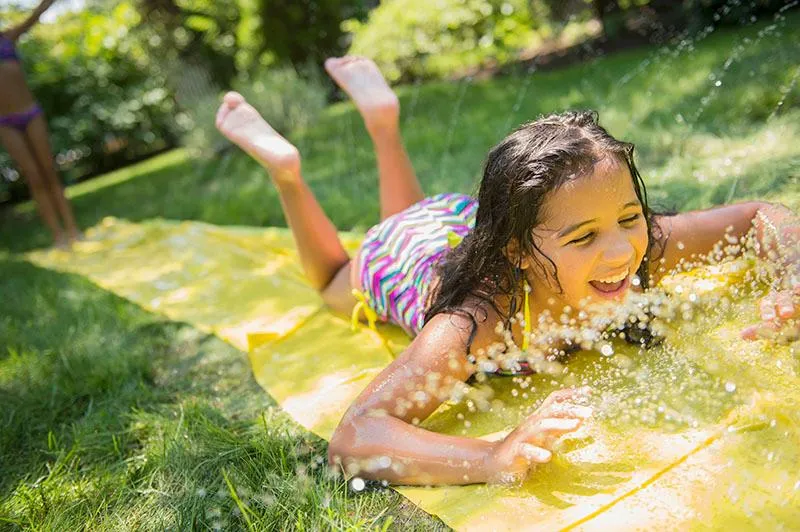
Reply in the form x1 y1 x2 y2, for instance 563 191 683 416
358 193 478 336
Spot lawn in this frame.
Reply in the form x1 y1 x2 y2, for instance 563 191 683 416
1 13 799 530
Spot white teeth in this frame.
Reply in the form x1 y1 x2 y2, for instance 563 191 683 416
593 268 629 284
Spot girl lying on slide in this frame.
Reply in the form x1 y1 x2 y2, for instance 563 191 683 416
215 57 800 486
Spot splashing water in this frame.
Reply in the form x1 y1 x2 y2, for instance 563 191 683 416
343 232 799 526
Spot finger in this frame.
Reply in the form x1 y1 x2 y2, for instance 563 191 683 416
519 417 583 446
744 321 782 341
740 324 759 340
222 91 244 106
759 297 777 321
537 404 594 420
775 292 796 319
539 387 592 409
518 415 580 437
519 443 552 464
538 417 582 432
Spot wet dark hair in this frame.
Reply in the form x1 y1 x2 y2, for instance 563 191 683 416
424 110 666 349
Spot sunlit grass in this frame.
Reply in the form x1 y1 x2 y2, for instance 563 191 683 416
1 12 798 529
0 259 442 529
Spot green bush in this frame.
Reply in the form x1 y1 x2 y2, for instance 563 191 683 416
344 0 538 82
255 0 369 68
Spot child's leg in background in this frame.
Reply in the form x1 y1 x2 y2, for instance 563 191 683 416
215 92 355 313
325 57 424 220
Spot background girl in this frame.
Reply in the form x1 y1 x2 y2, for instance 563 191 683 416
1 0 81 248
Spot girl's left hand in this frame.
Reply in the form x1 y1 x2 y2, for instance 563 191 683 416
740 284 800 341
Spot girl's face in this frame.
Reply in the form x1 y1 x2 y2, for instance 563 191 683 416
525 158 649 315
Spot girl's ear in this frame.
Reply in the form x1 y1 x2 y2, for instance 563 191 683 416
504 238 532 270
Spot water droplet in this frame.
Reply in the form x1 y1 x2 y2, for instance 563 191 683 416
600 344 614 357
715 80 722 87
724 382 737 393
351 477 366 491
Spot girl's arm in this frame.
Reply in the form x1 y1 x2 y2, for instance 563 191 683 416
5 0 57 41
328 313 591 485
651 201 798 281
651 201 799 337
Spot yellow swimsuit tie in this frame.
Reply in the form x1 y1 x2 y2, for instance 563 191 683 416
351 288 379 333
523 280 531 351
350 288 396 357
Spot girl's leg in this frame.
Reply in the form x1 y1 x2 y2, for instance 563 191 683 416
0 124 66 246
26 113 82 241
324 57 424 220
215 92 355 312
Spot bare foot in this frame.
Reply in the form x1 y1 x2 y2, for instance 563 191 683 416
324 56 400 135
215 92 301 185
53 235 72 251
68 229 83 243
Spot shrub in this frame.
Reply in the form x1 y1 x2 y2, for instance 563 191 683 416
344 0 538 82
254 0 369 68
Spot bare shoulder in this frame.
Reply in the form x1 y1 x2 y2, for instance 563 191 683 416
650 202 764 282
447 295 508 357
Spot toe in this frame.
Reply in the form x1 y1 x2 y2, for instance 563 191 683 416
215 102 230 129
325 57 347 72
223 91 245 106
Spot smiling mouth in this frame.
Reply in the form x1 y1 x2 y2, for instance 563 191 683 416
589 268 630 296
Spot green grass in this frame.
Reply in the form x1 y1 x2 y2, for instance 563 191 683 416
1 12 799 529
0 259 442 530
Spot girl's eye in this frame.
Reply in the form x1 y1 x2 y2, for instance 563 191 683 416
620 214 641 224
569 232 594 245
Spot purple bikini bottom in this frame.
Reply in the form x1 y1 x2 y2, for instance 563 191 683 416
0 103 43 132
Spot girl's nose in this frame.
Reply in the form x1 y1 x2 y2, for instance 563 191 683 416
602 237 635 267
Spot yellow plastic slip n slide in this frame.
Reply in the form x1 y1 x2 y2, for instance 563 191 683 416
28 218 800 530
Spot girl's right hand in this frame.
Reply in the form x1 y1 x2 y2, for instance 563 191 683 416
484 387 592 484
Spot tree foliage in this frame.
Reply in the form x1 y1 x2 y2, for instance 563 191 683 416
346 0 538 82
253 0 370 69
